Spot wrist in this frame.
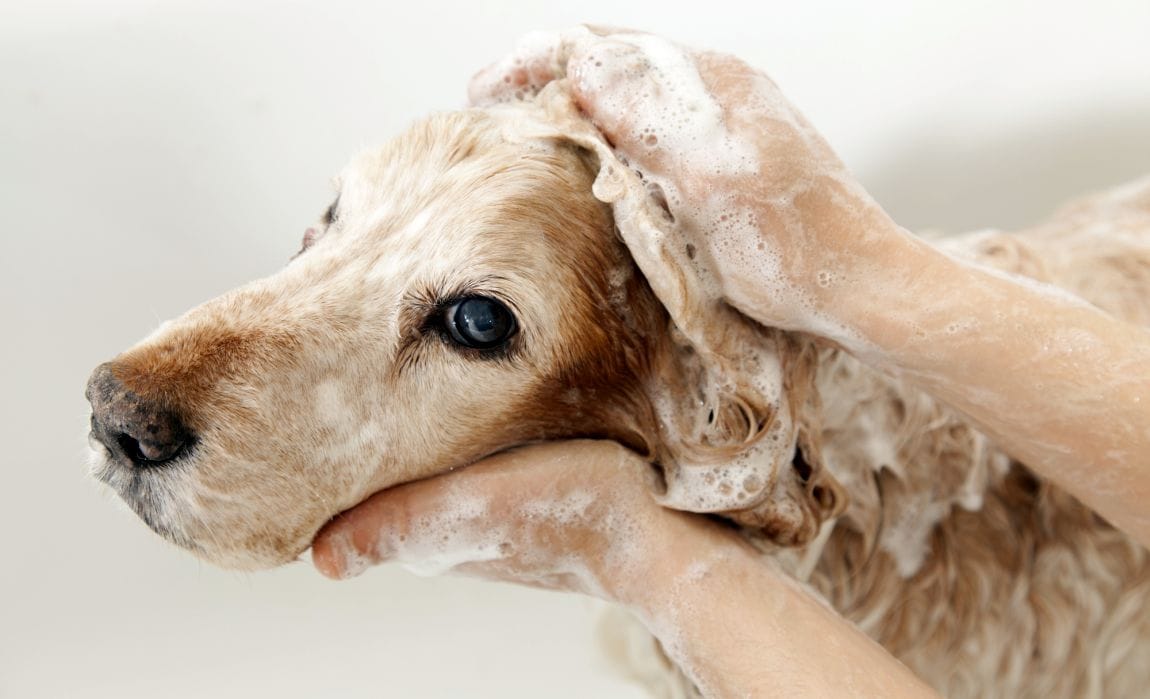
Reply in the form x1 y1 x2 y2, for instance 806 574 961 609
720 180 922 346
607 523 786 697
608 518 942 698
605 511 753 611
824 229 959 361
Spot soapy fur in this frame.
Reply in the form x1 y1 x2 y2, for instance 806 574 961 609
526 74 1150 697
88 61 1150 698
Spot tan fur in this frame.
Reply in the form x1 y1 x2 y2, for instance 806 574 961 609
89 106 1150 696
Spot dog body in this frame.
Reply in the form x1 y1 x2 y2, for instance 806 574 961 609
86 103 1150 697
795 188 1150 698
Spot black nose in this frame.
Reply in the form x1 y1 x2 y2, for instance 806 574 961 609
86 363 193 466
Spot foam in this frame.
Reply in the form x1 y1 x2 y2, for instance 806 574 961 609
382 491 512 577
572 32 760 180
398 540 507 578
520 489 596 523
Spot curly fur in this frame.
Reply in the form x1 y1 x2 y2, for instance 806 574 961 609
624 179 1150 699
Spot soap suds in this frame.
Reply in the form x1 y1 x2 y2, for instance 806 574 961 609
382 492 512 577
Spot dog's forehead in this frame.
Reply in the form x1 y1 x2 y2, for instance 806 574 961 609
313 110 601 285
336 110 533 224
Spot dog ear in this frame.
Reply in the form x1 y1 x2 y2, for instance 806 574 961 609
723 335 848 546
646 320 846 547
514 83 846 545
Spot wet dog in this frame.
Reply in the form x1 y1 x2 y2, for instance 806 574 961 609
87 94 1150 697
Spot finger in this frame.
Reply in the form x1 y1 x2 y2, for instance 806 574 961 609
466 25 652 107
311 523 373 580
567 38 668 168
311 473 472 579
311 489 402 580
570 35 768 189
467 27 591 106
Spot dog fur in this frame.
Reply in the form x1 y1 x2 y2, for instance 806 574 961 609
87 102 1150 697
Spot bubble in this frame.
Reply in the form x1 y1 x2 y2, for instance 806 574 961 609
743 475 764 493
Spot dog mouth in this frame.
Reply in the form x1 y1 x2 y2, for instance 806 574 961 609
88 437 199 552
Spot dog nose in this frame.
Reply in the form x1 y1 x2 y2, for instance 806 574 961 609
86 363 193 466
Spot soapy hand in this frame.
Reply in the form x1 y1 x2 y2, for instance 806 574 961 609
312 440 729 603
471 28 911 341
311 438 938 698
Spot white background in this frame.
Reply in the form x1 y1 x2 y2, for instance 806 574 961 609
1 1 1148 697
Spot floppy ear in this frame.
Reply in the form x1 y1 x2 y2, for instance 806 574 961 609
645 315 846 546
509 82 846 546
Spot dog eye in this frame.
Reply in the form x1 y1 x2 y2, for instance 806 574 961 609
444 297 517 350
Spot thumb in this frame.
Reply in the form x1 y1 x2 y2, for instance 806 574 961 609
567 34 710 178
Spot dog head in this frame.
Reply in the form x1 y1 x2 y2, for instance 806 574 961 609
86 98 842 570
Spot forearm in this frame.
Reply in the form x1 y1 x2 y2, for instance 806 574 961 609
829 228 1150 546
615 525 938 698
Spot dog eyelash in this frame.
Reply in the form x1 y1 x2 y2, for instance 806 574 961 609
322 196 340 226
401 282 522 362
429 301 513 355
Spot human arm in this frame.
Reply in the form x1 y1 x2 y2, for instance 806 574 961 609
824 232 1150 547
472 28 1150 547
312 440 938 698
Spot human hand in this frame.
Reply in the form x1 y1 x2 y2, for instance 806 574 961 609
313 438 942 698
471 28 913 342
311 440 732 605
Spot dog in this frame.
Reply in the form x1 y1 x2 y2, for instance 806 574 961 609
86 85 1150 697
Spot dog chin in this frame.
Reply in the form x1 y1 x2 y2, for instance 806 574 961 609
89 437 368 572
87 444 203 555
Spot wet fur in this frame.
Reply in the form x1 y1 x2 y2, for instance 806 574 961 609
90 109 1150 697
626 180 1150 699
